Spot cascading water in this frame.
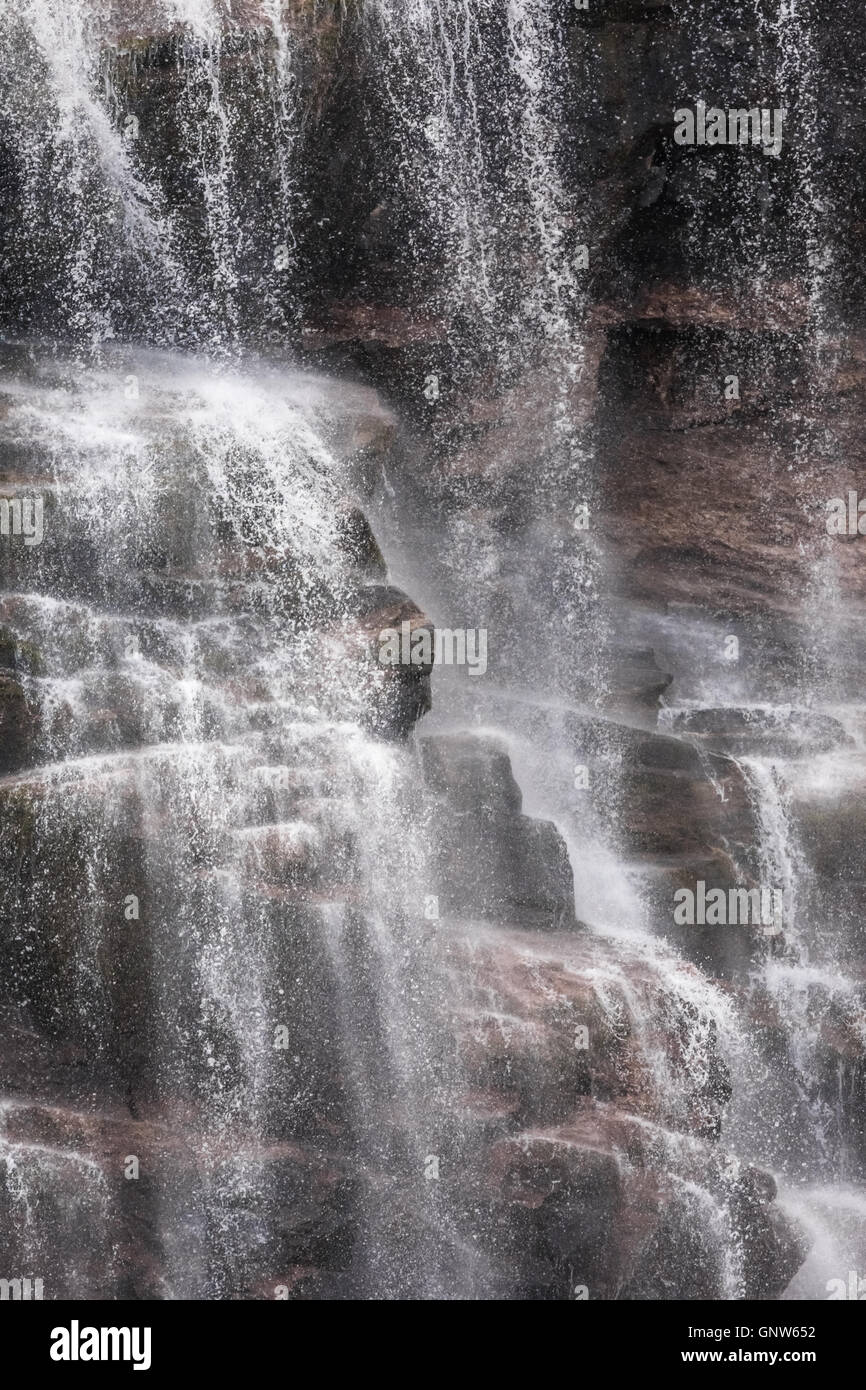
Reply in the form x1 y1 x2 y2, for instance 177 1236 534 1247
0 0 864 1304
360 0 866 1300
0 343 499 1297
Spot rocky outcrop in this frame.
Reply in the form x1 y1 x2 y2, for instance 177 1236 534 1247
5 0 861 1302
420 735 577 930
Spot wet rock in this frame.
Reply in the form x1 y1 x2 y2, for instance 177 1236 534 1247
344 584 434 738
421 734 576 930
0 1094 360 1300
466 1102 804 1300
453 923 732 1140
334 504 387 580
0 672 38 773
608 645 674 717
663 706 853 760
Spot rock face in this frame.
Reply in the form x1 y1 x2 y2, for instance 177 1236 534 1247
0 345 805 1299
421 735 577 931
3 0 863 1301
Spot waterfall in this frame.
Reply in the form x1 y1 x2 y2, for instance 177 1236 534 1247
0 345 493 1296
1 0 864 1303
0 0 313 347
360 0 581 362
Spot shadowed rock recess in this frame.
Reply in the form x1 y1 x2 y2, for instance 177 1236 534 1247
0 0 864 1300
